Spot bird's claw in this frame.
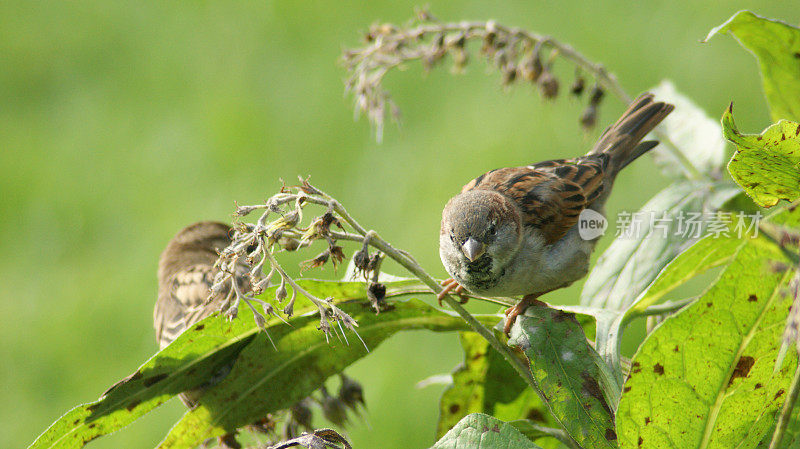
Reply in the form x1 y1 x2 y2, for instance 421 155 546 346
437 278 469 306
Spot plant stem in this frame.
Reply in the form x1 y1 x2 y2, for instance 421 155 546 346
323 194 582 448
770 361 800 449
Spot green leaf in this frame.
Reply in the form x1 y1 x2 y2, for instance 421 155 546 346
722 106 800 208
625 233 740 317
508 303 617 449
157 298 487 449
432 413 545 449
617 229 799 448
437 332 554 439
580 180 740 311
705 10 800 122
649 80 727 179
28 279 462 449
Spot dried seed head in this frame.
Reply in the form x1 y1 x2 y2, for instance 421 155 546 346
367 282 386 313
283 288 297 317
338 374 365 411
262 302 275 317
330 245 346 266
570 76 585 96
589 85 605 106
280 237 301 251
501 63 517 86
290 399 313 431
580 104 598 130
537 71 559 99
353 248 370 272
276 277 288 302
320 386 349 427
254 312 266 330
302 249 330 271
521 52 543 82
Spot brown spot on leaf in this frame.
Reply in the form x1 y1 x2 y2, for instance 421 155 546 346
775 389 785 400
794 52 800 58
605 428 617 440
757 135 762 141
638 436 643 447
729 356 755 385
632 362 641 374
782 134 786 141
86 403 100 413
194 324 205 331
748 294 757 302
526 409 546 423
653 363 664 375
143 373 168 387
644 417 651 424
706 302 713 308
126 399 141 412
87 423 96 429
581 371 612 414
796 124 800 136
492 424 500 433
755 383 763 389
673 345 680 352
624 386 631 393
449 404 460 414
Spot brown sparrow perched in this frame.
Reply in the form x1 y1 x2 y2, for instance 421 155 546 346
154 221 249 351
438 94 674 335
153 221 251 409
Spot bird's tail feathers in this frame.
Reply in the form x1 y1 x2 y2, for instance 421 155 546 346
588 93 674 174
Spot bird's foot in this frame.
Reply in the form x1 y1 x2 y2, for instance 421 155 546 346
437 278 469 306
503 294 543 336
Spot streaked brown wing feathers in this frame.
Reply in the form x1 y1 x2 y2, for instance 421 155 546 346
462 157 606 244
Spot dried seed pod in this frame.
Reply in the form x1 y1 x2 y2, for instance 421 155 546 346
283 288 297 317
580 104 598 130
589 85 605 106
290 399 314 431
276 277 287 301
537 71 559 99
501 63 517 86
301 249 330 270
520 51 543 82
570 76 585 96
329 245 346 266
352 248 370 272
320 386 349 427
338 374 365 411
367 282 386 313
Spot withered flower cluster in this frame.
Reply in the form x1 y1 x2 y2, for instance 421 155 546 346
343 8 615 139
210 178 370 346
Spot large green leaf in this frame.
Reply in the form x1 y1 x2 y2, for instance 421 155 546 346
705 11 800 122
432 413 545 449
617 232 798 449
28 280 466 449
156 298 490 449
722 106 800 208
580 180 740 311
437 332 554 440
508 303 616 449
625 233 740 317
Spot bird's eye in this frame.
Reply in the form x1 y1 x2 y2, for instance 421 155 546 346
488 224 497 236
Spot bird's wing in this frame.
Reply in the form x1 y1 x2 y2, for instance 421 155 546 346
154 264 222 349
462 157 607 244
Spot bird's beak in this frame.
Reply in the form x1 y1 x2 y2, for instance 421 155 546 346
462 237 486 262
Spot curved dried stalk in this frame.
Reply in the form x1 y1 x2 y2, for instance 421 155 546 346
342 9 703 180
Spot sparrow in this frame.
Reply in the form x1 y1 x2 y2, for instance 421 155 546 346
438 93 674 335
153 221 251 409
154 221 249 350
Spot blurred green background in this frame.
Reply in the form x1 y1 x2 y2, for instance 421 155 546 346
2 1 795 448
